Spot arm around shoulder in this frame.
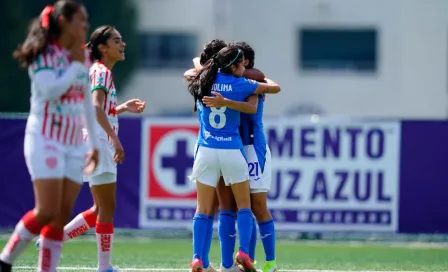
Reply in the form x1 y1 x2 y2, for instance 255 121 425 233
253 78 281 95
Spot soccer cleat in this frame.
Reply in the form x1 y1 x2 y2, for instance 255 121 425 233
203 262 218 272
190 258 204 272
235 251 256 272
97 266 120 272
35 238 41 250
238 258 256 271
262 260 277 272
219 263 244 272
0 260 12 272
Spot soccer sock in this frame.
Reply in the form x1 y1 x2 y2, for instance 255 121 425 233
237 208 253 254
192 213 209 260
64 209 97 241
258 219 276 261
248 216 258 260
201 215 215 268
96 222 114 271
218 210 236 269
38 225 64 272
0 210 43 265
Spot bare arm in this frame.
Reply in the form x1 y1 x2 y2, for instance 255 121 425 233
221 94 258 114
116 104 128 114
184 68 197 80
91 90 118 140
202 92 258 114
243 68 265 82
253 78 281 95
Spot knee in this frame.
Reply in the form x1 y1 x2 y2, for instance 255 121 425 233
34 208 58 225
219 197 237 213
251 198 271 222
196 204 214 215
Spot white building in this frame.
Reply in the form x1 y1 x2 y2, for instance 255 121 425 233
122 0 448 118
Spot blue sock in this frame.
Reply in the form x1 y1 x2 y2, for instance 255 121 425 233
218 210 236 269
259 219 276 261
249 216 257 260
237 208 254 254
202 215 215 268
192 213 209 260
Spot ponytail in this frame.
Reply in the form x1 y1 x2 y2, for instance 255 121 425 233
13 1 82 68
187 57 219 111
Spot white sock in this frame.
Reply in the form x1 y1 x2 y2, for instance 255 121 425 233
64 209 96 241
38 226 64 272
96 222 114 271
0 211 42 264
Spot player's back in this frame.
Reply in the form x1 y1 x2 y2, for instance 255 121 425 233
240 94 266 146
197 72 258 149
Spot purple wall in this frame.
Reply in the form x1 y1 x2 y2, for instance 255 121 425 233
0 117 447 233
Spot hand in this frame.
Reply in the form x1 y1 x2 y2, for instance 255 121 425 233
111 136 125 164
202 92 228 108
84 149 99 175
125 99 146 114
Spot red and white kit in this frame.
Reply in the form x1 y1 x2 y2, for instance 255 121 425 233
24 43 99 183
83 61 119 185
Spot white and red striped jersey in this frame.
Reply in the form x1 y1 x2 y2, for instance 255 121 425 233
26 43 98 147
89 62 119 142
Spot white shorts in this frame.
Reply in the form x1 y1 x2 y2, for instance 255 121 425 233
24 133 86 184
84 138 117 186
244 144 272 193
190 146 249 187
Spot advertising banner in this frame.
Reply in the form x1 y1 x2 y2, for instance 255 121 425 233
139 117 401 232
264 117 401 231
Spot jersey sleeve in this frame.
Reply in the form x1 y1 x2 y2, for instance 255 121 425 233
238 77 259 97
90 67 110 93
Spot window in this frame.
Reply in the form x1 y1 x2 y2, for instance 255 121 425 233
299 28 378 72
138 32 197 69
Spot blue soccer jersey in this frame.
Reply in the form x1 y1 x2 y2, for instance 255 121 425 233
196 73 258 149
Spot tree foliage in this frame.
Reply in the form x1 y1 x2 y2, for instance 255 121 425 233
0 0 138 112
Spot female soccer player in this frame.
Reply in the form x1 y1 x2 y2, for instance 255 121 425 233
68 25 145 272
185 39 227 272
203 41 278 272
187 45 280 272
0 1 99 272
185 39 265 272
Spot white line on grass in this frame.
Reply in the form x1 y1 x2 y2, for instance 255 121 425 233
14 267 434 272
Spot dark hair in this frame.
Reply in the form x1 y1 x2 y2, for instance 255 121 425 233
13 1 83 67
86 25 116 62
188 45 244 110
200 39 227 65
229 41 255 69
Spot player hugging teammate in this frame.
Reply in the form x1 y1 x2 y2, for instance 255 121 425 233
185 41 280 272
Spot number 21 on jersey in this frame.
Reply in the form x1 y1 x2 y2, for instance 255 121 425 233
209 107 227 129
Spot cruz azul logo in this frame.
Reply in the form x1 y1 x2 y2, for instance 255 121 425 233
141 119 200 201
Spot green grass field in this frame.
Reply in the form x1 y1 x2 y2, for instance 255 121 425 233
2 238 448 271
